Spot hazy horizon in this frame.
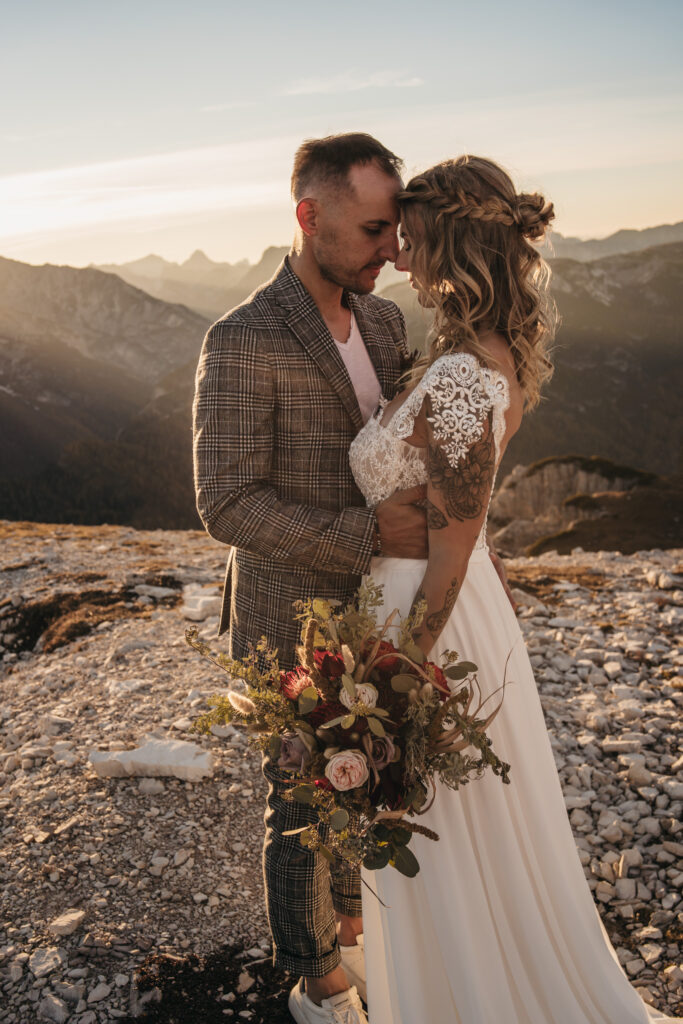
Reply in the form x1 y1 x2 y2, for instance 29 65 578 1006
2 0 682 267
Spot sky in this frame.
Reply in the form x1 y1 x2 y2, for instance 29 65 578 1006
1 0 682 267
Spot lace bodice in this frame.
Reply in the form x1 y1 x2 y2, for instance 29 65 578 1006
349 353 510 550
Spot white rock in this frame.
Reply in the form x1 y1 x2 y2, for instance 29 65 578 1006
29 947 67 978
107 677 147 697
138 777 165 795
182 595 222 621
87 982 111 1003
660 777 683 800
38 993 69 1023
638 942 663 964
37 713 74 736
615 877 637 900
89 738 214 781
603 661 622 679
627 763 654 787
49 908 86 937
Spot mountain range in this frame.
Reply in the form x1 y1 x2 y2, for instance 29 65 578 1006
1 229 681 533
93 221 683 322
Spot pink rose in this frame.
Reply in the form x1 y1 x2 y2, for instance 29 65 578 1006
324 750 369 792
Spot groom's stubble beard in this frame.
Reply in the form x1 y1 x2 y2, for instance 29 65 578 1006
314 226 378 296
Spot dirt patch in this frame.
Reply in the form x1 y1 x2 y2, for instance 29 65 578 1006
1 588 145 654
119 945 294 1024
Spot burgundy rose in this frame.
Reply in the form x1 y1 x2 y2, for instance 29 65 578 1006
277 732 311 772
279 666 314 700
368 640 401 674
309 699 347 729
313 650 345 679
424 662 450 698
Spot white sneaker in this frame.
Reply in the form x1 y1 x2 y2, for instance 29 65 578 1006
288 978 368 1024
339 934 366 1003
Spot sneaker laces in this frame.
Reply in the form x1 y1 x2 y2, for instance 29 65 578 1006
325 991 365 1024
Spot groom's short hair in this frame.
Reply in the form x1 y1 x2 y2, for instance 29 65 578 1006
291 133 402 202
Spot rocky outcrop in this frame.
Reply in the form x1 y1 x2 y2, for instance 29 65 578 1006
489 455 655 555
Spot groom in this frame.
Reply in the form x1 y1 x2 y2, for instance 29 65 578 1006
193 133 427 1023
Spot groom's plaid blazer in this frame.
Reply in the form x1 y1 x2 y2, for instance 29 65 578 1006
192 256 408 669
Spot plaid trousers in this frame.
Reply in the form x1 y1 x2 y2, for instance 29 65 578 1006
193 257 407 975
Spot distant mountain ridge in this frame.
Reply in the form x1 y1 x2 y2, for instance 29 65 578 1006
93 221 683 322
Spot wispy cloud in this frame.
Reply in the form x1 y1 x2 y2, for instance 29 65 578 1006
284 70 424 97
0 138 298 245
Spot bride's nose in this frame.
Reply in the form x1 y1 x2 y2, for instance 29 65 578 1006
395 247 409 272
379 231 400 264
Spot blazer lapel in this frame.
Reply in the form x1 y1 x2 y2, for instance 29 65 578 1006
272 260 364 432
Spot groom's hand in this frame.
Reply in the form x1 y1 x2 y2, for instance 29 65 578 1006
376 485 428 558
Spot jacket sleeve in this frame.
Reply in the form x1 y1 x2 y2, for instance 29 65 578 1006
192 317 376 575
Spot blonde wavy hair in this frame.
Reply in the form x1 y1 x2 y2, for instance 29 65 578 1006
399 155 557 409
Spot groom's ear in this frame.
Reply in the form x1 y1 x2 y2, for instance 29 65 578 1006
296 198 319 237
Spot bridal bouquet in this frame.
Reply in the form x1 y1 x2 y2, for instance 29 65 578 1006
186 581 510 879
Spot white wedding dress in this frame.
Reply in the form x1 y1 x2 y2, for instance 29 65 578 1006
348 353 679 1024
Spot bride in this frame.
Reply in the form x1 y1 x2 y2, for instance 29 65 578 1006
348 156 680 1023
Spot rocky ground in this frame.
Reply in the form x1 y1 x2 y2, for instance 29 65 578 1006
0 520 681 1023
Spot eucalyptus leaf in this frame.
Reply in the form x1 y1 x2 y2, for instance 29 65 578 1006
298 695 318 715
320 715 346 730
268 734 282 759
341 674 356 699
445 664 469 681
391 673 418 693
372 823 391 842
368 716 386 737
388 825 411 847
329 808 350 831
292 784 315 805
391 844 420 877
403 642 425 664
341 714 356 729
458 661 478 673
363 847 392 871
319 843 336 863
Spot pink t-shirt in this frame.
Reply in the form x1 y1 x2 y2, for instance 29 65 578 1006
333 312 381 424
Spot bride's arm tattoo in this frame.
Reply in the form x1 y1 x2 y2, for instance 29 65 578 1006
427 419 496 523
410 585 427 640
425 499 448 530
425 576 460 635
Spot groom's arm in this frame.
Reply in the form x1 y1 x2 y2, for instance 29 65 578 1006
193 317 377 575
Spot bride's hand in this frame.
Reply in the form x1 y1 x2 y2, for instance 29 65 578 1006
376 485 428 558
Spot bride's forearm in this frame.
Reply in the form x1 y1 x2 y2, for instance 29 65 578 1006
409 555 470 657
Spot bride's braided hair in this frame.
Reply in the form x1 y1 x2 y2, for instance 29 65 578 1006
399 156 557 408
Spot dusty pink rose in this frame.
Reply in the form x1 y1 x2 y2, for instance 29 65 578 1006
324 750 369 792
277 732 311 772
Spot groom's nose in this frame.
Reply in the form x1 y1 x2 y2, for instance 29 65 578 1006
378 230 400 263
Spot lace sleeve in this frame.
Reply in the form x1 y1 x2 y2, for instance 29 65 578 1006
390 353 509 467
